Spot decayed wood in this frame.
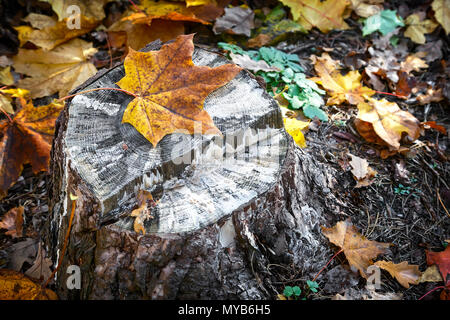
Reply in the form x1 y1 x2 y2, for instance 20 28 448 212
46 41 341 299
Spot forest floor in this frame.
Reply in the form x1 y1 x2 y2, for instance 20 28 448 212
0 0 449 300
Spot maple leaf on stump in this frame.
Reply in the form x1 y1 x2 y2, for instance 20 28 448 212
0 98 63 199
116 34 242 147
321 219 392 278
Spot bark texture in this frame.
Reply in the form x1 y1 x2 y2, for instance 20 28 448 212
46 41 342 299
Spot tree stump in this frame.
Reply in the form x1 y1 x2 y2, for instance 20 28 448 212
46 40 339 299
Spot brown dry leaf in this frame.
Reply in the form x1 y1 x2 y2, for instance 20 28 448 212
355 98 421 151
116 34 241 147
248 34 272 48
213 6 255 37
348 153 377 188
0 98 63 199
0 206 24 238
374 260 421 288
321 219 392 278
131 190 155 235
41 0 114 21
400 54 429 75
0 269 57 300
310 53 375 105
417 88 444 105
108 18 185 51
350 0 383 18
404 13 438 44
419 265 444 283
25 242 53 282
432 0 450 35
280 0 350 33
16 13 98 51
123 0 222 25
13 38 97 98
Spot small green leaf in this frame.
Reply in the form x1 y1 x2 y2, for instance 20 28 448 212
303 105 328 121
362 10 404 36
292 286 302 296
283 286 294 297
307 280 319 289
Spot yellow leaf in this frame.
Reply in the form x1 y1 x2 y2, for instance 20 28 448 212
15 13 98 50
432 0 450 35
0 66 14 86
374 260 421 288
280 0 350 33
283 118 309 148
321 219 392 279
355 98 421 150
311 53 374 105
404 14 438 44
116 34 241 147
13 38 97 98
0 269 58 300
186 0 216 7
130 190 155 235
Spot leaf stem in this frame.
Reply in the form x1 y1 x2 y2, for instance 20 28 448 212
418 286 445 300
0 105 13 123
58 87 138 102
374 90 407 98
312 248 344 282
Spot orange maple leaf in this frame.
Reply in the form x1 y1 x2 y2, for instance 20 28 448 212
321 219 392 278
0 98 63 198
116 34 241 147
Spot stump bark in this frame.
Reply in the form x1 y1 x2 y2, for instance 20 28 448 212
46 40 341 299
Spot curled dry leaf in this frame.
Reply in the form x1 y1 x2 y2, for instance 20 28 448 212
280 0 350 33
400 54 428 75
417 88 444 105
348 153 377 188
321 219 392 279
131 190 155 235
13 38 97 98
0 269 57 300
419 265 444 283
355 98 421 151
229 53 280 73
116 34 241 147
0 98 63 198
374 260 421 288
350 0 383 18
0 206 24 238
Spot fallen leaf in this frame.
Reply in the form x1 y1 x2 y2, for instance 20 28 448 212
419 265 444 283
417 88 444 105
15 13 99 51
116 34 241 147
108 18 185 51
280 0 350 33
355 98 421 150
404 13 438 44
422 121 446 134
416 40 443 63
374 260 421 288
311 53 375 105
229 53 280 73
283 118 309 148
213 6 255 37
432 0 450 35
400 54 428 75
362 9 404 36
0 66 14 86
248 34 272 48
348 153 369 180
41 0 113 21
0 269 57 300
130 190 155 235
350 0 383 18
427 246 450 284
25 242 53 282
0 98 63 198
0 206 24 238
0 88 31 115
13 38 97 98
6 238 38 271
321 219 391 278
